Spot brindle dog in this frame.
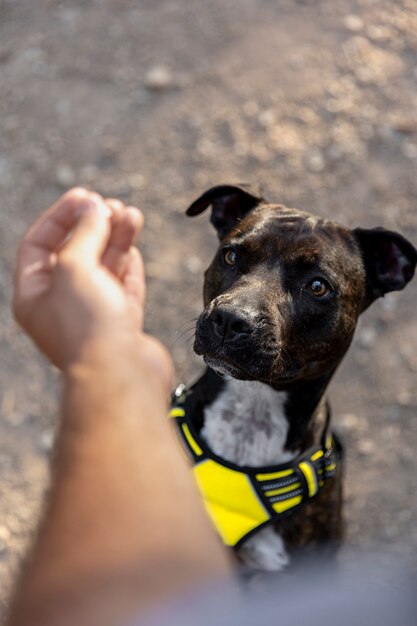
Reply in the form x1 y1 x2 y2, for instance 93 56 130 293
182 184 417 573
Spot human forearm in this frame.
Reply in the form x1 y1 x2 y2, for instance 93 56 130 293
8 339 231 626
10 191 232 626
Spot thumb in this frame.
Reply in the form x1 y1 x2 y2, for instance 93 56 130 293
60 197 112 266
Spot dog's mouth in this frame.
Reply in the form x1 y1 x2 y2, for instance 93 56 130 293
203 352 301 385
203 354 250 379
194 321 307 385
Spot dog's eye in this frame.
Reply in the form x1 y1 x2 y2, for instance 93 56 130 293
223 249 237 266
306 278 332 298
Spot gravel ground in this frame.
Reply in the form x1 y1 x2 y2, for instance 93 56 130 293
1 0 417 615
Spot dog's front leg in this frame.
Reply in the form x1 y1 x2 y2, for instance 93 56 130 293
238 526 289 572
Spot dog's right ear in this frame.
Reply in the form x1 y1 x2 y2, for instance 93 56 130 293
186 184 264 239
354 227 417 307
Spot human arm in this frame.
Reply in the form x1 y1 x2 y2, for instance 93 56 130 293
7 189 231 626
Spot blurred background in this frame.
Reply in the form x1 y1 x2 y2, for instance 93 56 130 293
1 0 417 614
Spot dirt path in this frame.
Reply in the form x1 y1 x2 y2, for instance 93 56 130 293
1 0 417 613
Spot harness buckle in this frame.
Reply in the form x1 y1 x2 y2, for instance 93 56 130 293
324 447 333 461
174 383 186 402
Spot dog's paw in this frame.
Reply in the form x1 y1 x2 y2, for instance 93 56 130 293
239 526 290 572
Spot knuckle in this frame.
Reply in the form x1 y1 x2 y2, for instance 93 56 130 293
56 250 77 274
106 198 124 211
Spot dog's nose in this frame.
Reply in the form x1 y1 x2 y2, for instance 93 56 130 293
211 309 253 342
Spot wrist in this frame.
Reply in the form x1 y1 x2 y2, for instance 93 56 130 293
64 333 173 400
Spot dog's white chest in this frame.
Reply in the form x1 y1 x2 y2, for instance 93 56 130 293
201 378 295 572
202 378 294 466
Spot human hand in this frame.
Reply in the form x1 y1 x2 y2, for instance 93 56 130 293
13 188 172 386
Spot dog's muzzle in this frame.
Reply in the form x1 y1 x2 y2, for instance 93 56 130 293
194 303 283 381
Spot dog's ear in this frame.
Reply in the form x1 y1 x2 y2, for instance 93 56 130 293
186 184 264 239
354 227 417 303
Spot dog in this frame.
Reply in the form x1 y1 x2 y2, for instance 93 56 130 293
170 184 417 573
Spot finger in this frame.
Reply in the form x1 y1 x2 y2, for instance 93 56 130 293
24 188 105 253
16 189 107 277
15 189 107 307
122 246 146 329
59 198 112 267
105 198 125 224
102 199 124 273
102 205 144 278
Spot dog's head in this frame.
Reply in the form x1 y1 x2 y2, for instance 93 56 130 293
187 184 417 389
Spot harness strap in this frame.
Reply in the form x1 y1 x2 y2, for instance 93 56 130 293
169 386 337 548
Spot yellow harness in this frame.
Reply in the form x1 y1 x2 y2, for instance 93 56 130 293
170 385 337 549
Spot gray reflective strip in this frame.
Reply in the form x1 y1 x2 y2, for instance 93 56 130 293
259 475 299 492
269 488 304 503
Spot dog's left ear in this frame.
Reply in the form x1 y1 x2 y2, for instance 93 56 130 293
186 183 264 239
354 227 417 303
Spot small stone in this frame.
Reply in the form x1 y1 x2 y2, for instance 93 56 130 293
250 143 271 162
380 294 398 312
144 65 175 91
288 52 305 69
325 98 345 114
1 389 15 416
343 14 364 32
258 109 275 127
234 141 249 157
188 113 203 128
338 413 359 431
355 67 373 84
128 173 145 190
357 326 377 349
15 505 33 523
197 138 217 157
397 390 412 406
366 25 391 42
243 101 259 116
306 149 325 172
2 411 25 427
0 528 10 557
79 164 99 183
0 526 10 543
357 439 376 456
56 164 76 188
402 142 417 159
185 255 203 274
38 430 54 453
